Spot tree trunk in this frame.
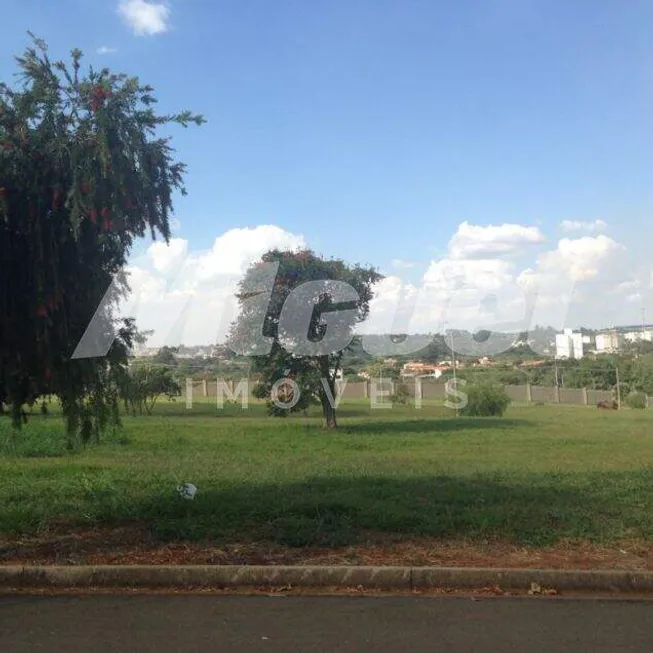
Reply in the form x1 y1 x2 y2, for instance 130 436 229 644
321 395 338 429
318 356 340 429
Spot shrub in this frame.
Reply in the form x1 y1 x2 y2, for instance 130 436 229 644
461 382 511 417
390 383 412 405
626 391 648 410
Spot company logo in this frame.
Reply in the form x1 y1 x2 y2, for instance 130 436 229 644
72 252 577 359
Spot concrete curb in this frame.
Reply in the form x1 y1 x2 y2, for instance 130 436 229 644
1 566 653 593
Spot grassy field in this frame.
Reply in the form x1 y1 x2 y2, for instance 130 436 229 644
1 399 652 550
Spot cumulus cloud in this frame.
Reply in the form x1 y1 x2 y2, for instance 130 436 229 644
97 46 117 55
363 224 632 353
448 221 544 259
516 235 627 335
121 225 306 346
418 222 543 333
560 219 607 233
148 238 188 275
195 225 305 281
534 235 623 283
363 224 540 343
363 276 419 332
116 219 644 349
118 0 170 36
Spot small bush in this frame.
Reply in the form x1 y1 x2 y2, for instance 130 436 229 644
461 382 511 417
626 391 648 410
390 383 412 405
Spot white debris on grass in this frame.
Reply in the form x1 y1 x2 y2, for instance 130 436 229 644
177 483 197 500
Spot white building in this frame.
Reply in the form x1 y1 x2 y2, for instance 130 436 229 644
555 328 584 359
624 330 653 343
595 331 621 353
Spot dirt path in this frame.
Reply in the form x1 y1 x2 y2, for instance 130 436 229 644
1 526 651 570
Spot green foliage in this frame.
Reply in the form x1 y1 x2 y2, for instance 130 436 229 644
119 366 181 415
228 249 382 427
363 359 401 381
461 382 511 417
412 335 449 364
626 391 648 410
389 383 412 405
339 335 373 372
151 346 179 367
0 38 202 442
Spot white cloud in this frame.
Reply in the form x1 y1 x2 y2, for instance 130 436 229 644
535 235 623 283
364 223 540 339
121 225 306 346
196 225 306 280
518 235 630 331
118 0 170 36
615 280 641 293
119 219 647 347
365 225 632 345
363 276 419 333
423 257 515 292
607 280 643 306
148 238 187 275
390 259 415 270
97 46 117 55
560 219 607 233
448 221 544 259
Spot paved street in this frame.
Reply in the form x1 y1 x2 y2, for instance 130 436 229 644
1 594 653 651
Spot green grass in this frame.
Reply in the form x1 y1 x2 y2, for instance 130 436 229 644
1 399 652 547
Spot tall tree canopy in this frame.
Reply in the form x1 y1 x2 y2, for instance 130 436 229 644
228 249 382 428
0 37 202 442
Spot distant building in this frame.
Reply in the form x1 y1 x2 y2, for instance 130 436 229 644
174 346 213 360
624 329 653 343
595 331 621 354
555 328 584 359
132 346 158 357
519 359 547 368
401 361 444 377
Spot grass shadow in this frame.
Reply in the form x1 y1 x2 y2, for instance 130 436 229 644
132 470 653 548
341 417 533 435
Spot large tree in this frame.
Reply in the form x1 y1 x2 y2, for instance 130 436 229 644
0 37 202 442
228 249 382 428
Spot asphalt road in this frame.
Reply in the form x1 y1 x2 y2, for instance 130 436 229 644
1 594 653 652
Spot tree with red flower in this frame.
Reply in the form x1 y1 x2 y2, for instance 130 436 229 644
0 36 204 444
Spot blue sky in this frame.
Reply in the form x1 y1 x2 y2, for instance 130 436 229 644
3 1 653 343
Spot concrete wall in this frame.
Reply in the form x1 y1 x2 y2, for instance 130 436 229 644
558 387 586 405
504 385 529 402
531 385 559 403
421 381 446 400
369 380 394 396
587 389 615 405
180 376 645 409
181 381 205 398
336 381 368 399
